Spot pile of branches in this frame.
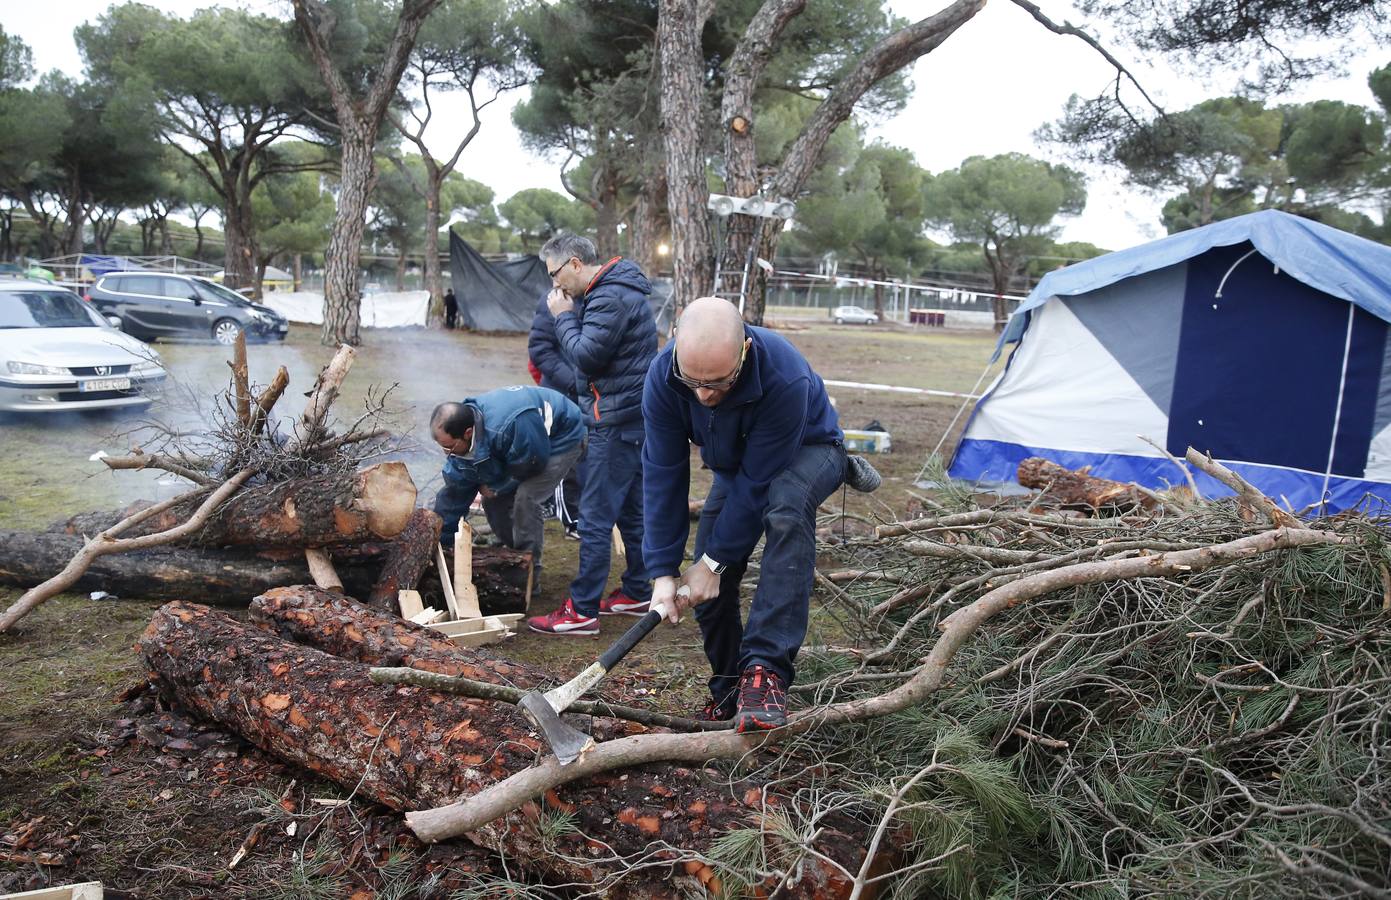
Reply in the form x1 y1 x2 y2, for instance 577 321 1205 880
0 339 405 633
776 460 1391 897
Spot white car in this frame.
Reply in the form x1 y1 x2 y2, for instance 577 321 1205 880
832 304 878 325
0 280 167 412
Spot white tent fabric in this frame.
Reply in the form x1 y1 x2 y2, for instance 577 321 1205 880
966 300 1169 456
258 291 430 328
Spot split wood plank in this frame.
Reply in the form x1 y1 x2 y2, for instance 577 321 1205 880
2 884 104 900
397 588 424 620
409 608 446 626
453 521 481 620
435 543 459 620
303 548 343 592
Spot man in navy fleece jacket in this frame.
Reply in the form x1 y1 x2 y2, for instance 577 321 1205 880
642 297 877 733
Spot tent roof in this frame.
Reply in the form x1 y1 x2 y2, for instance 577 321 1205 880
1004 210 1391 345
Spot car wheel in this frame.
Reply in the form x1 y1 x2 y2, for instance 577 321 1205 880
835 317 844 324
213 318 242 346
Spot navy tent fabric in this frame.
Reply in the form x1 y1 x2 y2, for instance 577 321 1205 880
448 230 542 332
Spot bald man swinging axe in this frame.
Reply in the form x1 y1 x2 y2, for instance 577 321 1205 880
640 297 881 733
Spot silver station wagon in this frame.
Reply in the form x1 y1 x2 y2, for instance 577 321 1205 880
0 280 167 412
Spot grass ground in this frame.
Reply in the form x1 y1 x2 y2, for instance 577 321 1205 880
0 319 1000 896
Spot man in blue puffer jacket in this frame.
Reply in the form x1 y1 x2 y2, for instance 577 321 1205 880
526 233 657 636
528 294 583 536
431 385 585 578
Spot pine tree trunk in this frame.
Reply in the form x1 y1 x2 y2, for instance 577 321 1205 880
422 183 443 325
658 0 715 313
727 0 988 325
322 133 374 346
222 182 260 296
629 177 666 279
594 181 621 260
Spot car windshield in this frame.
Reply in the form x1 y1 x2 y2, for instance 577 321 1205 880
194 280 252 306
0 291 105 329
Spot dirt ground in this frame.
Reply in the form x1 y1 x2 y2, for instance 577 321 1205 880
0 319 1000 897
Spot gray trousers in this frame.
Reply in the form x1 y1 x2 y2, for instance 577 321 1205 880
480 443 582 572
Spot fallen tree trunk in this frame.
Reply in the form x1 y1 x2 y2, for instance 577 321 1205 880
247 585 531 684
366 508 442 610
0 530 525 609
1017 457 1156 512
68 463 416 549
141 601 866 896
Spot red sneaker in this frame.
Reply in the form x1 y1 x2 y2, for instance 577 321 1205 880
734 665 788 733
598 588 650 617
526 597 599 636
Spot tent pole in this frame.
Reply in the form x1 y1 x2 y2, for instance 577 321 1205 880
1320 303 1356 511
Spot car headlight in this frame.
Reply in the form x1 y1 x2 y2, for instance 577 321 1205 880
7 361 69 376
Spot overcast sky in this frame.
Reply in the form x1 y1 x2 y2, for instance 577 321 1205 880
8 0 1383 250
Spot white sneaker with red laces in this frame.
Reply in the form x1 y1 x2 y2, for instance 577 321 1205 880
527 597 599 635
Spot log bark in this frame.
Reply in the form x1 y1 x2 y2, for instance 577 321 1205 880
247 585 531 684
0 530 526 609
75 463 417 549
142 600 865 896
1017 457 1156 512
366 508 443 611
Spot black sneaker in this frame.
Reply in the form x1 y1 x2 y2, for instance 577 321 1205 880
734 665 788 733
699 695 736 722
845 454 881 493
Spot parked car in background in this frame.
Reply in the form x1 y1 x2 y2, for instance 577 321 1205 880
831 304 879 325
0 280 166 412
85 272 288 345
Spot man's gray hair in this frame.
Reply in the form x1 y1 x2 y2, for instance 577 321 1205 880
540 233 599 266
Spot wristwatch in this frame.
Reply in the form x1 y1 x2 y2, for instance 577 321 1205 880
699 553 727 575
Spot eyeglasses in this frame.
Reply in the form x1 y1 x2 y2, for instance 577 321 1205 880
673 340 747 391
547 257 575 279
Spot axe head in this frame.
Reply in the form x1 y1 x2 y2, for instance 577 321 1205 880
519 690 594 766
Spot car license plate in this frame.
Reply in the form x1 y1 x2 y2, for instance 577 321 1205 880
277 323 288 331
80 377 131 392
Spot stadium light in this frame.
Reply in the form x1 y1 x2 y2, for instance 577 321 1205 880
707 193 797 219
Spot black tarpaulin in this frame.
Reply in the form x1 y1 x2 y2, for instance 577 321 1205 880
448 230 545 332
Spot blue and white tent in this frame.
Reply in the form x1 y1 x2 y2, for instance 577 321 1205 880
948 210 1391 512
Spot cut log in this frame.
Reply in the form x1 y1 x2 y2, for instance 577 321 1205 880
141 600 865 896
1017 457 1156 512
63 463 416 549
247 585 529 684
366 508 442 611
0 530 526 609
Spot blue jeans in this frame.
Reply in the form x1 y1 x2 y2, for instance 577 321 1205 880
693 441 847 704
569 426 650 615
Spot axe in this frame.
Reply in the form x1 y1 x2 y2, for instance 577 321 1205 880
519 588 686 765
